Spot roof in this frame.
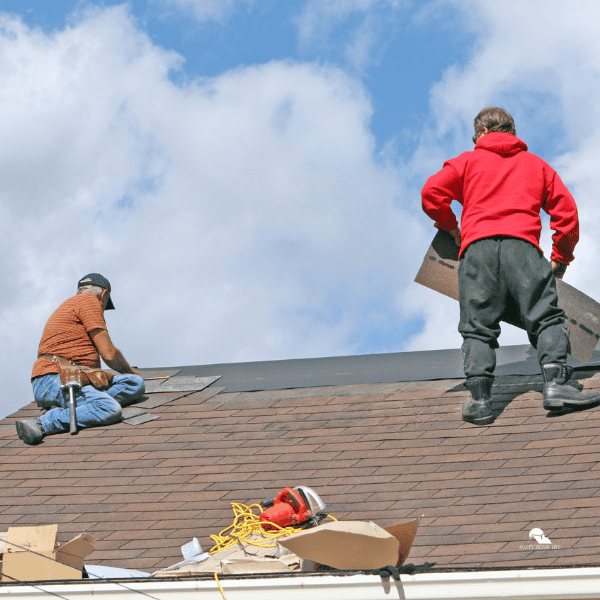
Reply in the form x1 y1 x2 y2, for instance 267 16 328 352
1 346 600 574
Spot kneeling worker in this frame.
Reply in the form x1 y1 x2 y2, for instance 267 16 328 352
16 273 145 445
421 106 600 425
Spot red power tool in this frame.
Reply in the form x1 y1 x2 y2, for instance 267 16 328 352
259 486 325 530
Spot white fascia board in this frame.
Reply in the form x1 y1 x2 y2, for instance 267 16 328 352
1 568 600 600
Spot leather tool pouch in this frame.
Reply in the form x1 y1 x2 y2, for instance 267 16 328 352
40 355 114 390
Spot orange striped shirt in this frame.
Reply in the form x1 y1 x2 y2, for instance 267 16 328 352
31 294 107 379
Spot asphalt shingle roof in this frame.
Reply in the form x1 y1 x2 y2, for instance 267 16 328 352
1 363 600 573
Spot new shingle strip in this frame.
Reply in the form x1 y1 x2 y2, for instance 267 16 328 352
119 378 225 425
139 368 182 380
121 407 161 426
144 375 222 394
135 395 189 410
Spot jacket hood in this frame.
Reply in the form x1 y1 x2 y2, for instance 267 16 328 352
475 132 528 157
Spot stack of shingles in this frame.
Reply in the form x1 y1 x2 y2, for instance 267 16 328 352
1 371 600 573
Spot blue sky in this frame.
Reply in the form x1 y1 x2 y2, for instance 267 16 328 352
1 0 600 418
12 0 473 157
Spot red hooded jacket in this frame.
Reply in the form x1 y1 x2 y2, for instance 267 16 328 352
421 132 579 264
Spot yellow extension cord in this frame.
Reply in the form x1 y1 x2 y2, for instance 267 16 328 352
214 573 227 599
210 502 337 553
209 501 337 598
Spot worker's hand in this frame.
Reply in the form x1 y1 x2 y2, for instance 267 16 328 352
448 227 461 248
551 260 567 280
130 367 141 377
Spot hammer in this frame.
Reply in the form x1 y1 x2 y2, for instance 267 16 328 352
61 371 82 435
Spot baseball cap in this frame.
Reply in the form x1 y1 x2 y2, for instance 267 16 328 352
77 273 115 310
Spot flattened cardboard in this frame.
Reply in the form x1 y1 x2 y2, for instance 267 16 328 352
221 557 295 574
1 525 95 582
415 230 600 364
278 521 400 570
153 534 300 576
384 518 420 567
56 534 96 571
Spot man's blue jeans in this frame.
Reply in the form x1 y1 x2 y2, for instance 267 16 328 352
32 373 145 435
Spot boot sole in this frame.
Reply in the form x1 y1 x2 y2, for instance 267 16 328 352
562 395 600 408
462 414 495 426
543 399 564 411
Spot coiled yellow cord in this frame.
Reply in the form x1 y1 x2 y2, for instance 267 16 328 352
209 502 337 554
209 503 296 554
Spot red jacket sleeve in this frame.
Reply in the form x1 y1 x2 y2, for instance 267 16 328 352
543 170 579 265
421 160 460 232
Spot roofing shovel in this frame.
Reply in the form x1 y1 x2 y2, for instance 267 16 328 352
61 371 82 436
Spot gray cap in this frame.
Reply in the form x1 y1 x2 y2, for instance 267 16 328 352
77 273 115 310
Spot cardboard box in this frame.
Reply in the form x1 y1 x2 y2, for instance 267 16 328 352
153 535 301 576
1 525 95 582
278 518 420 570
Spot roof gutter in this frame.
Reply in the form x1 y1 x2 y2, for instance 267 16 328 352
2 567 600 600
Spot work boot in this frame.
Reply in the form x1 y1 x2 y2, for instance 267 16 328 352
462 377 494 425
542 364 600 411
15 417 45 445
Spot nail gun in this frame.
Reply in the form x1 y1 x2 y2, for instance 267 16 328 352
259 486 326 530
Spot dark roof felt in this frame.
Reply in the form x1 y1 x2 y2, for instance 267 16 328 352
1 356 600 573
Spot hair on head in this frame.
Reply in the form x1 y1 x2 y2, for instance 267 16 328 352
473 106 516 143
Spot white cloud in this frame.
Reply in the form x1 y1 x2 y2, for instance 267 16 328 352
152 0 254 23
0 5 421 419
295 0 405 71
403 0 600 354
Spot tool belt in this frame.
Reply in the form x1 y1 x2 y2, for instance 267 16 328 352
39 354 114 390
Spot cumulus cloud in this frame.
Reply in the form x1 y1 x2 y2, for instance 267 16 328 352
403 0 600 352
0 5 421 419
295 0 405 71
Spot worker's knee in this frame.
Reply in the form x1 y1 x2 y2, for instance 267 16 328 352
96 399 122 426
104 404 122 425
80 391 123 426
129 374 145 398
108 374 145 405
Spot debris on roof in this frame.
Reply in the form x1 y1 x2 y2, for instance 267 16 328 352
1 524 95 582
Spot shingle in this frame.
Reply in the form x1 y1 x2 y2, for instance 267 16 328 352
1 362 600 572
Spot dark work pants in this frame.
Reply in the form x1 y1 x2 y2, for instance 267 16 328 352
458 237 569 380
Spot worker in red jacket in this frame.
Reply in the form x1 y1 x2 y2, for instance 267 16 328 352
421 106 599 425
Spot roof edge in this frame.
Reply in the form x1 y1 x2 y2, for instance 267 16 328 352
3 567 600 599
